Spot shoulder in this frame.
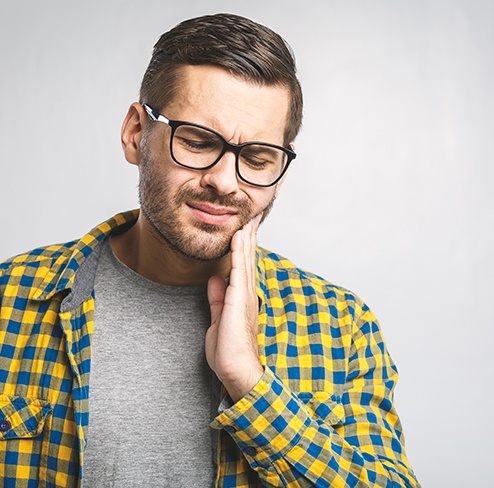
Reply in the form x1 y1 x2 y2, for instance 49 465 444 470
0 241 77 272
257 248 382 341
0 210 139 288
0 241 77 287
257 247 366 310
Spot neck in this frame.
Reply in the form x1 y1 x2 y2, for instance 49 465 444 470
110 215 231 286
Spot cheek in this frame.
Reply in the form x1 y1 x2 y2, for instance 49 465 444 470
141 146 197 189
140 128 176 173
248 187 277 211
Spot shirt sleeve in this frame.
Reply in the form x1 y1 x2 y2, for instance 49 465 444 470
211 305 420 487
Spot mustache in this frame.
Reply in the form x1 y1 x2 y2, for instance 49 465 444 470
174 186 250 209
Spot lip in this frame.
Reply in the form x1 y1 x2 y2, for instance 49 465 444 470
187 201 238 226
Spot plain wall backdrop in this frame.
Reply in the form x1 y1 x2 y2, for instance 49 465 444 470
1 1 493 485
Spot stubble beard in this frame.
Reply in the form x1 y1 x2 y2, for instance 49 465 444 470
138 147 275 262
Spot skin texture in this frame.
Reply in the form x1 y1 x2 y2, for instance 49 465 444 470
113 64 291 401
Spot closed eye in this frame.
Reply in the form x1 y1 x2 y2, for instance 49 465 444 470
242 155 271 169
240 147 280 170
177 137 217 152
174 125 222 153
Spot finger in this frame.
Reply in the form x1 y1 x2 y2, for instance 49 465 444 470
237 218 256 292
250 212 262 272
252 211 263 233
241 220 253 290
207 275 227 325
246 212 262 255
250 212 262 261
229 228 247 290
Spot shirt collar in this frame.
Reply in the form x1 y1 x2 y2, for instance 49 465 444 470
32 208 270 309
32 210 139 303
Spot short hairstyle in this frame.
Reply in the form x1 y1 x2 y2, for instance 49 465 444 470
139 13 303 145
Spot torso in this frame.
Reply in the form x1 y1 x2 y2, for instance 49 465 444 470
83 239 216 487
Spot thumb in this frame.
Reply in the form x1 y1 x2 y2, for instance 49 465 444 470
207 275 227 325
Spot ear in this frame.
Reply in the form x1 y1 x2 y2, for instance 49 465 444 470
121 102 147 166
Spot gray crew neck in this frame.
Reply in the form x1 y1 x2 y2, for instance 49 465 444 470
84 237 216 487
105 237 209 296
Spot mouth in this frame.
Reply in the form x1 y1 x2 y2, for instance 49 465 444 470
187 201 238 226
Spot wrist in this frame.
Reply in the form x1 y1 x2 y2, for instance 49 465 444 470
220 364 264 403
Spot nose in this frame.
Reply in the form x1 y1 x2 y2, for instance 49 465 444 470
199 151 239 195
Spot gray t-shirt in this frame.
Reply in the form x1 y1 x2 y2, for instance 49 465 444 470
83 239 216 487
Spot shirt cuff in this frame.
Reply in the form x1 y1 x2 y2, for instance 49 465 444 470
210 366 312 466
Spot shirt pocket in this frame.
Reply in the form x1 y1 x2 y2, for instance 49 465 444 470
0 395 52 440
297 391 346 426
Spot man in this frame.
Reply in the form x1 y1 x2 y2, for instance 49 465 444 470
0 13 420 488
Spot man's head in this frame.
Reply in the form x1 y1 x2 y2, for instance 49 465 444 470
139 13 303 145
122 14 302 263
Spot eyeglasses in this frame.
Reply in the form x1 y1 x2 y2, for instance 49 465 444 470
143 104 296 187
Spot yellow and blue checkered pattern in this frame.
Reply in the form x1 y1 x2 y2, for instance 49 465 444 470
0 211 420 487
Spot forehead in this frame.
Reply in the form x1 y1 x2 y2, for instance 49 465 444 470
164 65 290 145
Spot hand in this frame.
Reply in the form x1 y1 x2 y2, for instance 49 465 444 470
206 213 264 403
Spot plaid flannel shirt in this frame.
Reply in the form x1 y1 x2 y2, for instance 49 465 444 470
0 211 420 487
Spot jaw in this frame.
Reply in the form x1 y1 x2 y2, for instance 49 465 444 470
143 204 236 262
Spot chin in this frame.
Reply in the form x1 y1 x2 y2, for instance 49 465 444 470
174 236 232 262
183 226 237 261
150 220 235 262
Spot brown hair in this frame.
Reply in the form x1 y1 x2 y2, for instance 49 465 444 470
139 13 303 144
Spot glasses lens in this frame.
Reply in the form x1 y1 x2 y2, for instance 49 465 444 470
172 125 223 168
170 123 289 187
239 145 287 186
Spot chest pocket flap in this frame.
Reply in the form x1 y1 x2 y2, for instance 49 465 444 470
0 395 52 440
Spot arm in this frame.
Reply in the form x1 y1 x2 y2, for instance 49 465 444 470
206 219 419 487
212 307 419 487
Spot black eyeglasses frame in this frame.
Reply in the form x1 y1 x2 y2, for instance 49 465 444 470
142 104 296 188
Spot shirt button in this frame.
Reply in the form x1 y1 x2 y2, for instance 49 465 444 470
224 425 236 434
0 420 11 432
245 446 257 457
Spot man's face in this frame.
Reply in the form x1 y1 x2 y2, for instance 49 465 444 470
138 65 291 261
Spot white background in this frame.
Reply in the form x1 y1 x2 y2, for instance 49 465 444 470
1 1 493 485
